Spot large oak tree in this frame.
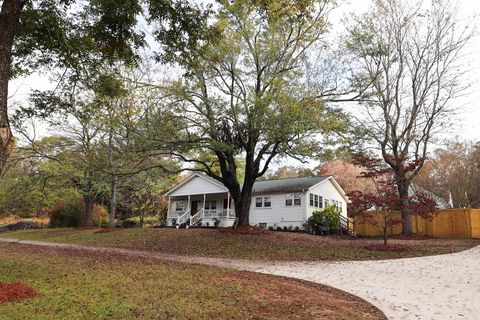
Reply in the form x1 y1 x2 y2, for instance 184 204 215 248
148 0 348 226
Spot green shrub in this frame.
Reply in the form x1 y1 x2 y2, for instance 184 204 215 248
48 202 84 227
121 219 138 228
310 206 341 232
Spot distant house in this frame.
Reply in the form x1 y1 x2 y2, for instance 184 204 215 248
165 173 348 229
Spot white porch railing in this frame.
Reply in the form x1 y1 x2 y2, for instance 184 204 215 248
204 208 235 218
190 209 204 226
175 210 190 227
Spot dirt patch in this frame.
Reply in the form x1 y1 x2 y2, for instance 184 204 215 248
0 282 38 303
220 272 386 319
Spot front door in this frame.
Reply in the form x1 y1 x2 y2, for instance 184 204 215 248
191 201 198 215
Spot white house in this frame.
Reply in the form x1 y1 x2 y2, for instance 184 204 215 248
165 173 349 229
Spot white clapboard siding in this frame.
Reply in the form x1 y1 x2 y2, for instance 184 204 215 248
306 178 348 219
249 193 306 228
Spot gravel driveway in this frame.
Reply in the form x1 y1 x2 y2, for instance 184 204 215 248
1 237 479 320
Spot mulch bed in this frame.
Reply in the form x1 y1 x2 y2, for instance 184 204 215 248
0 282 38 303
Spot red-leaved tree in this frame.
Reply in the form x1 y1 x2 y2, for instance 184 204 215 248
348 154 437 244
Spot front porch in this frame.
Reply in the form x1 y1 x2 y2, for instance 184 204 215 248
166 192 236 228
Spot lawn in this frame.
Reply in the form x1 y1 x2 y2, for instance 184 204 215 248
0 243 385 320
2 227 479 261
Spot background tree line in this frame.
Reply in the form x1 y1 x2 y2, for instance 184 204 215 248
0 0 475 232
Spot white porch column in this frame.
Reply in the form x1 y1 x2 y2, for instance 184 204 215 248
167 196 171 217
226 192 230 219
203 194 206 210
187 195 191 212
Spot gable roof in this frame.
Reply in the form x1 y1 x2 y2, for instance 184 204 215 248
252 176 330 194
165 173 228 196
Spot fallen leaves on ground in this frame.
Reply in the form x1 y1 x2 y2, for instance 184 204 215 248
0 283 38 303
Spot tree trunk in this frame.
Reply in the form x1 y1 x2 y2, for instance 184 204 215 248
139 211 144 228
84 195 94 227
108 175 117 227
397 180 412 235
0 0 26 176
232 179 255 227
383 210 388 245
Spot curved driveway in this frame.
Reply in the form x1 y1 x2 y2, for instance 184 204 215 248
253 246 480 320
1 237 479 320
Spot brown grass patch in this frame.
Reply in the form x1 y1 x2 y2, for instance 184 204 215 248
94 228 123 234
364 243 412 251
219 225 272 235
0 282 38 303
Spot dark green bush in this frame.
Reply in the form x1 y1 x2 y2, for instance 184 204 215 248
311 205 341 232
49 202 84 227
121 219 138 228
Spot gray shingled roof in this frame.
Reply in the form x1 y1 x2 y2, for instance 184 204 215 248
252 176 331 194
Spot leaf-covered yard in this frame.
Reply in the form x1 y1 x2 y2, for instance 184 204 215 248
0 243 385 320
2 228 479 261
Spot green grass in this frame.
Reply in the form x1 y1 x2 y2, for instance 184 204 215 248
0 243 385 320
2 228 479 261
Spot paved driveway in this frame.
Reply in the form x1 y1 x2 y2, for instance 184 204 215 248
252 246 480 320
1 237 479 320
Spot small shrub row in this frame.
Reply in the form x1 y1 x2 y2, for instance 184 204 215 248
267 225 301 232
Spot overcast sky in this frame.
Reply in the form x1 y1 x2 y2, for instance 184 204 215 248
8 0 480 168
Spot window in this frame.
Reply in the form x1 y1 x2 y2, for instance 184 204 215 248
223 198 232 209
319 196 323 208
256 196 272 208
175 200 186 211
264 196 272 208
285 194 293 206
325 199 330 207
314 195 319 207
205 200 216 210
258 223 267 229
334 200 342 212
294 193 301 206
309 194 314 206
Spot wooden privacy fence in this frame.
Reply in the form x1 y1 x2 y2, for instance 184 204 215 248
353 209 480 239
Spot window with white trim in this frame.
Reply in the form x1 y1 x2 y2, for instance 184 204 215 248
325 199 330 207
294 193 301 206
285 194 293 206
319 196 323 208
205 200 216 210
309 193 314 206
175 200 186 211
264 196 271 208
256 196 272 208
314 194 319 207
